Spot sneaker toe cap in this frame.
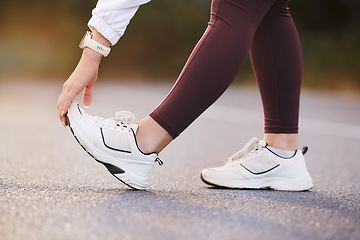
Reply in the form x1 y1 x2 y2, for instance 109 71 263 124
201 167 232 183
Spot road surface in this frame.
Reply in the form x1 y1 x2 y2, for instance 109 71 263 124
0 81 359 240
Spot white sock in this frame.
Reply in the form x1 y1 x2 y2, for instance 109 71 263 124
267 146 296 158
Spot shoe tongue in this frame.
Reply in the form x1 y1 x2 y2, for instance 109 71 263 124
228 137 262 161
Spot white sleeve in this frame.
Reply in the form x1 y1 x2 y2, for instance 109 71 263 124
88 0 151 46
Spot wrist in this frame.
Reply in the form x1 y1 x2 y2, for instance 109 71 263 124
79 30 111 57
82 47 102 64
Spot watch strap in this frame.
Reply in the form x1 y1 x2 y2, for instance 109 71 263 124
84 38 111 57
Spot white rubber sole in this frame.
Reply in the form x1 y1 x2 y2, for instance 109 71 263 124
200 173 313 191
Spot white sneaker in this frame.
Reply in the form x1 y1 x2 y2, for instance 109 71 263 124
66 102 162 190
200 137 313 191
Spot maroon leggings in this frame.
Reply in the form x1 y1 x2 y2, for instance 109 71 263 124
150 0 302 139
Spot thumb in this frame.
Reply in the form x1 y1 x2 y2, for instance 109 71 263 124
83 85 94 108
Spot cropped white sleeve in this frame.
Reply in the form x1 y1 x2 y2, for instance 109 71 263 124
88 0 151 46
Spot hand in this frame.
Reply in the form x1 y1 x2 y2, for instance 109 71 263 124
57 48 102 126
57 29 111 126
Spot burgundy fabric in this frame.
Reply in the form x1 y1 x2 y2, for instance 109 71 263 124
150 0 302 138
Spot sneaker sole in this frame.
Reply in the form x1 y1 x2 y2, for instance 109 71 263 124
66 114 146 190
200 173 313 192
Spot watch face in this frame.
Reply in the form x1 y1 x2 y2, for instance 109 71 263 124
79 31 91 49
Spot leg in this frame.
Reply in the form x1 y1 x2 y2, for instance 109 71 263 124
136 116 172 154
264 133 298 151
138 0 279 153
137 0 281 153
250 0 303 150
200 0 312 191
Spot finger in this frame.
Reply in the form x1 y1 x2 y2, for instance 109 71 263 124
62 91 76 116
57 86 77 126
57 91 67 121
60 114 67 127
57 80 71 115
57 93 69 126
83 84 94 108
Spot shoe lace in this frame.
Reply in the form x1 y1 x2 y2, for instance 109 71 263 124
94 111 136 132
227 137 262 163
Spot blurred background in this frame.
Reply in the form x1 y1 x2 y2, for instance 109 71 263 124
0 0 359 92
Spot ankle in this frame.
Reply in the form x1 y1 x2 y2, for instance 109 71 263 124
136 136 155 154
263 133 298 151
135 116 173 154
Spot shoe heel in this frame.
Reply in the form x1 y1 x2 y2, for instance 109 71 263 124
273 176 313 191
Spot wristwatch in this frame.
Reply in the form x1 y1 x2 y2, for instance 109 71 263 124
79 31 111 57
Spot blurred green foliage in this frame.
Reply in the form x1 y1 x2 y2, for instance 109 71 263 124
1 0 359 91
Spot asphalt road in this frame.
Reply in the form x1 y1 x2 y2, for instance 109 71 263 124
1 81 359 240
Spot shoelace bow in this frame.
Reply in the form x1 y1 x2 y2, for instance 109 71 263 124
95 111 136 131
228 137 262 162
